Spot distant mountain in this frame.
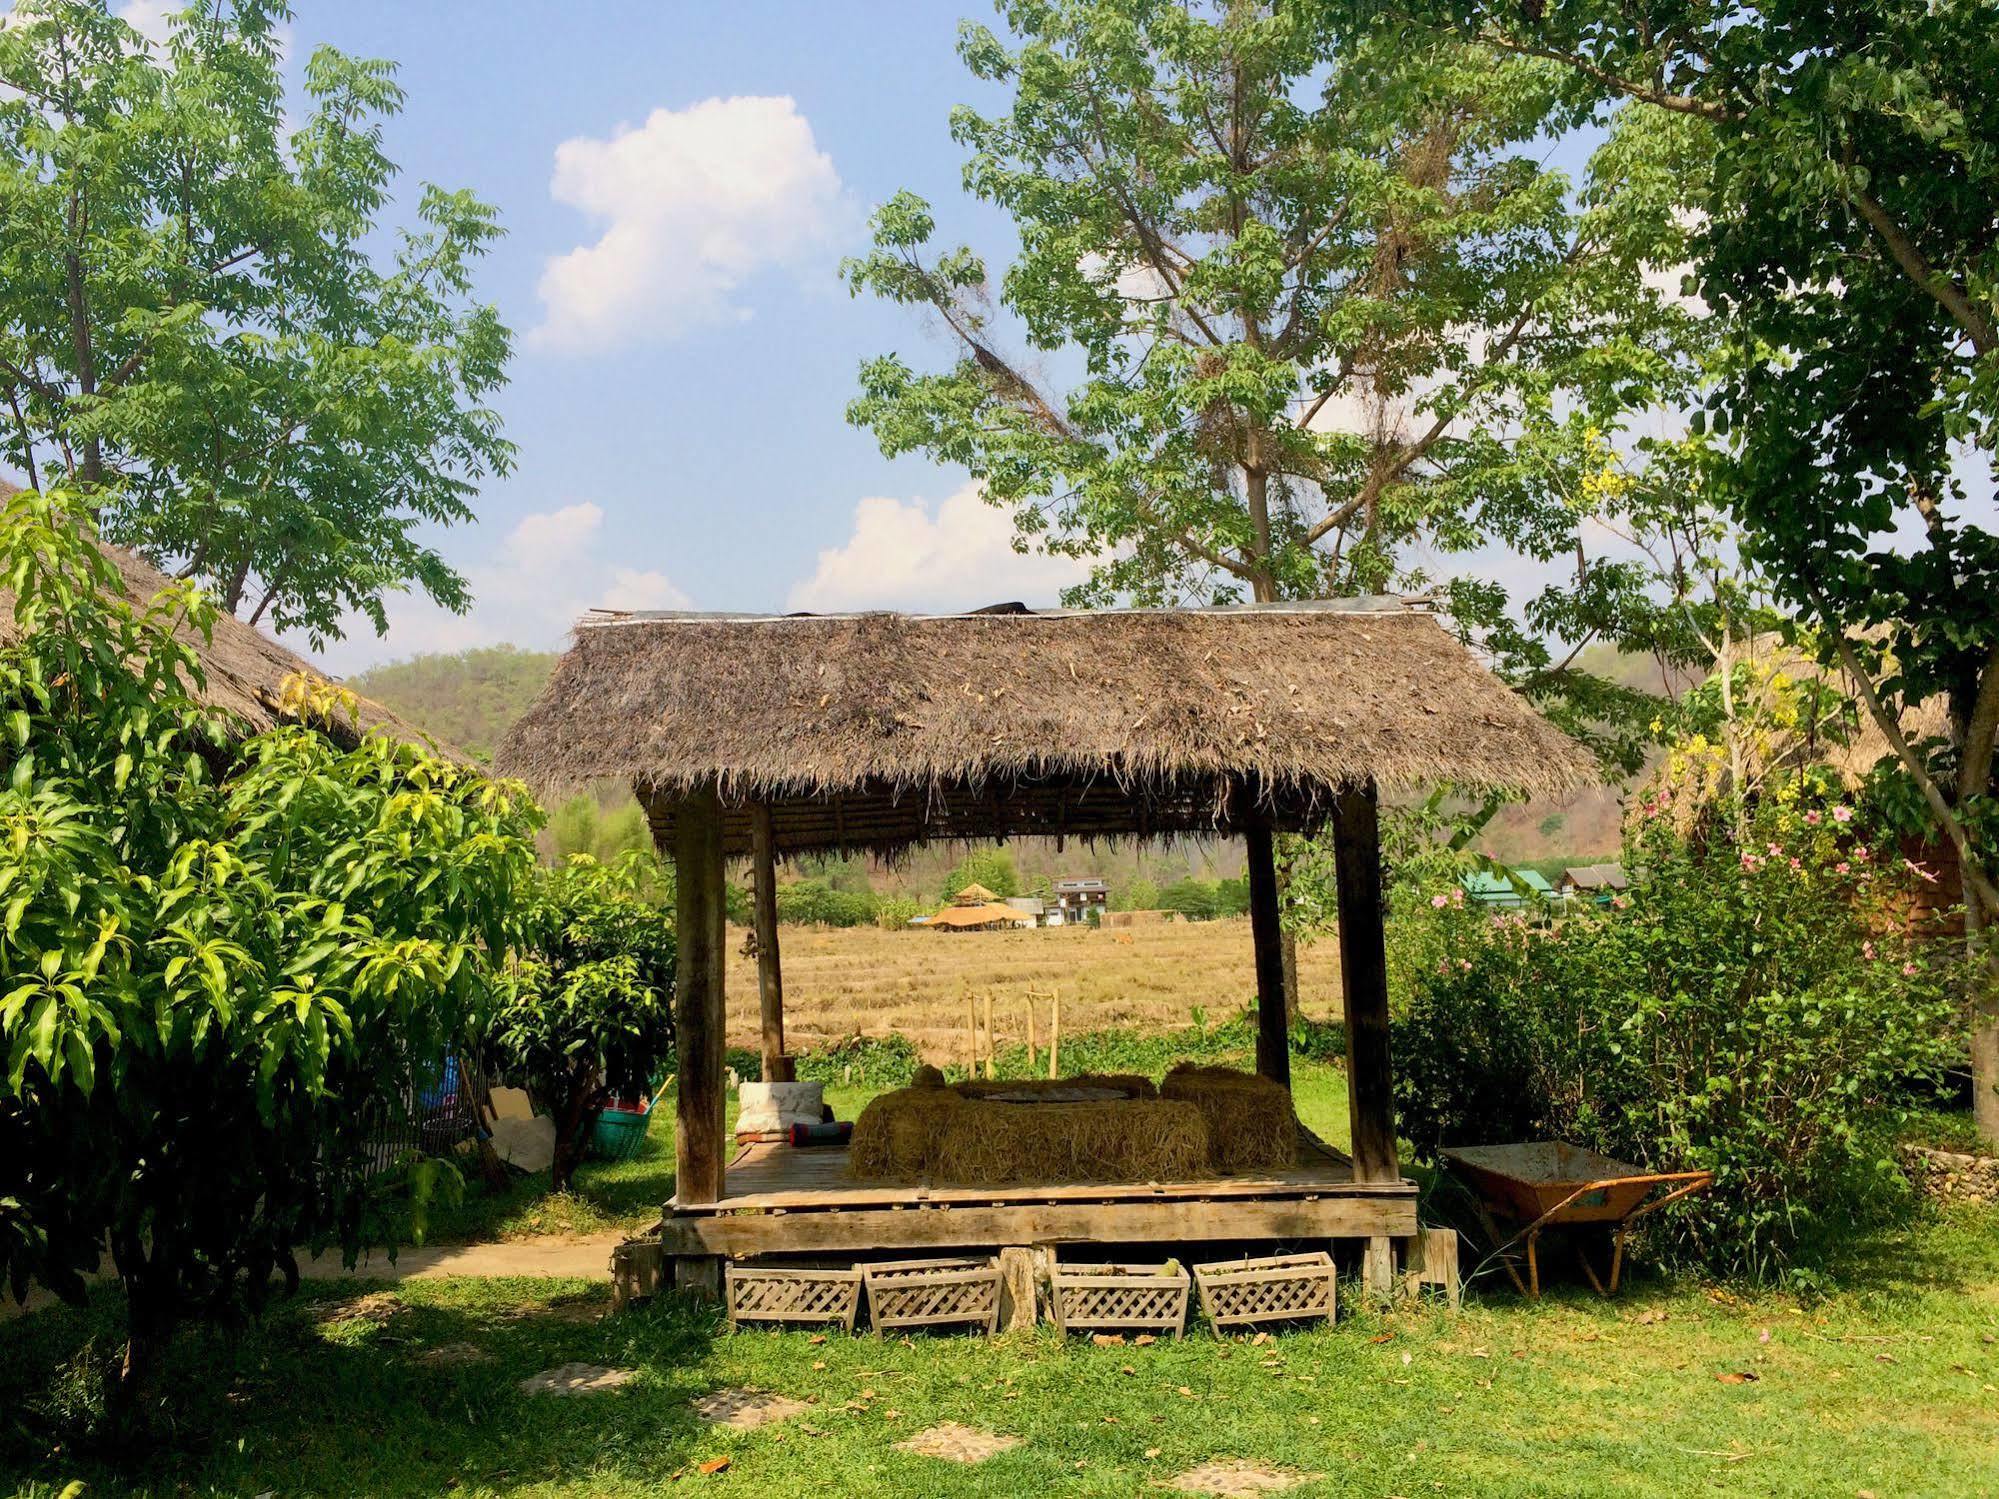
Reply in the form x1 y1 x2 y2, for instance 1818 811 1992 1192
348 645 556 761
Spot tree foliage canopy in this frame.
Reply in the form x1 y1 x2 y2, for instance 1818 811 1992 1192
0 487 540 1387
0 0 513 644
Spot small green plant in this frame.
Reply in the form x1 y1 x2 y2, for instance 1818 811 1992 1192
486 855 675 1192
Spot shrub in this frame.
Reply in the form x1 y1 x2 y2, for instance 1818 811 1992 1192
1393 780 1964 1280
0 490 541 1403
940 848 1020 903
775 878 879 927
485 855 675 1191
795 1033 925 1090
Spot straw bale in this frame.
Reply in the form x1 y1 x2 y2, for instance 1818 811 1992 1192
955 1074 1156 1101
928 1098 1210 1185
1161 1064 1298 1174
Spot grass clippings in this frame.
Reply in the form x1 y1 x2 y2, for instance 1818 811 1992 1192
1166 1458 1314 1495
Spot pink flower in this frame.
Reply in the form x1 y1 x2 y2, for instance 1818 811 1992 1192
1804 809 1822 826
1901 962 1919 977
1831 806 1853 824
1459 959 1472 972
1436 961 1452 976
1431 893 1450 909
1853 845 1870 862
1834 862 1850 875
1788 857 1802 872
1610 895 1629 910
1863 940 1876 960
1451 888 1465 907
1767 842 1784 857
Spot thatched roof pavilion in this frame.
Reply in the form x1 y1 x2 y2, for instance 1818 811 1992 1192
498 599 1592 856
0 478 439 752
502 600 1589 1293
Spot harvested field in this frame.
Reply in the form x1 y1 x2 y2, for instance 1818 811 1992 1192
722 917 1341 1059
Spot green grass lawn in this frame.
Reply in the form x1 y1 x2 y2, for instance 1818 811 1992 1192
420 1065 1355 1245
4 1203 1995 1497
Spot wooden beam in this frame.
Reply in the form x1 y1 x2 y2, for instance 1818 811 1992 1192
1333 782 1398 1183
748 803 792 1082
1245 820 1291 1088
654 1194 1416 1257
673 786 728 1205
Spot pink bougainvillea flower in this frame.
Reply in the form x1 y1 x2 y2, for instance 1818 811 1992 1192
1853 845 1870 862
1430 893 1450 909
1831 806 1853 823
1804 809 1822 826
1789 857 1802 872
1835 862 1850 875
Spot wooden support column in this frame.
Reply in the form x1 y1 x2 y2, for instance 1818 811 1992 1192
673 786 728 1207
748 803 793 1082
1245 819 1291 1089
1332 782 1397 1184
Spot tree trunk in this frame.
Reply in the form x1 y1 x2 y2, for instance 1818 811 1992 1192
1971 892 1998 1149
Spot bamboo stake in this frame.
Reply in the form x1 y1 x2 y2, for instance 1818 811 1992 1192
965 990 978 1078
1024 994 1038 1073
983 991 996 1079
1049 987 1061 1080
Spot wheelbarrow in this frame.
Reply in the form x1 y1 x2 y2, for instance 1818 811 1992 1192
1441 1142 1712 1297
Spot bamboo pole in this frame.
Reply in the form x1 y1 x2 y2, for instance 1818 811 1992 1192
1024 994 1038 1073
1049 987 1061 1080
983 991 996 1079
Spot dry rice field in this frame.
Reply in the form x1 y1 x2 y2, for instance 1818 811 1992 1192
722 916 1342 1058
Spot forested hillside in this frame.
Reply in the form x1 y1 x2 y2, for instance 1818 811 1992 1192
349 646 557 760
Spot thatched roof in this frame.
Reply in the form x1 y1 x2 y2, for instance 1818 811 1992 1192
0 478 446 754
496 600 1594 857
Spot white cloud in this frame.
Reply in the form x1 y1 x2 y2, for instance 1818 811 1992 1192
531 95 845 352
788 482 1095 614
114 0 175 45
297 501 691 675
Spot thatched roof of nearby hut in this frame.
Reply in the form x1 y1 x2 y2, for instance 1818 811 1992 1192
496 600 1594 857
0 478 446 754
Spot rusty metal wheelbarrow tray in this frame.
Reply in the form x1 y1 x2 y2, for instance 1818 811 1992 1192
1441 1142 1712 1297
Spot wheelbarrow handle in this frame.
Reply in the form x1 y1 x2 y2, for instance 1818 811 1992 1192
1616 1172 1714 1228
1520 1170 1715 1238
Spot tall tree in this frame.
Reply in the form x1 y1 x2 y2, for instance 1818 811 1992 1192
844 0 1705 772
0 0 513 645
1356 0 1999 1140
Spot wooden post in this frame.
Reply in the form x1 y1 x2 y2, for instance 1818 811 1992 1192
1333 782 1397 1184
748 803 793 1083
1025 994 1038 1072
966 990 979 1077
997 1246 1038 1331
1245 820 1291 1089
1049 988 1061 1080
983 991 996 1079
673 786 728 1207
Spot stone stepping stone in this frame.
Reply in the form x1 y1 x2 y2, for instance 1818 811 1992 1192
898 1423 1021 1463
693 1389 810 1430
518 1362 637 1396
1167 1458 1313 1495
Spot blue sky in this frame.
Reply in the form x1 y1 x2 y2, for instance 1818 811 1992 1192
232 0 1087 672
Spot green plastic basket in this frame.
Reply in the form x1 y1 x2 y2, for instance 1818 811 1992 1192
589 1105 652 1162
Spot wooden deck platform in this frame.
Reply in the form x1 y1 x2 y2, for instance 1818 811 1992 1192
654 1134 1419 1258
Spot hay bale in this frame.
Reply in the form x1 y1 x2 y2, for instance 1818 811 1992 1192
849 1087 965 1179
955 1073 1157 1101
849 1087 1209 1185
1161 1064 1298 1174
929 1098 1210 1185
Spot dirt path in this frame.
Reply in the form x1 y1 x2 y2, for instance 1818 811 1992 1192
5 1232 627 1320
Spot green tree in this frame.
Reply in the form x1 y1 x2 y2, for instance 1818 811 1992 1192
0 488 540 1406
843 1 1703 767
0 1 513 644
486 855 675 1193
940 847 1021 903
1368 0 1999 1140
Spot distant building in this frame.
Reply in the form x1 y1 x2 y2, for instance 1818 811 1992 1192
1052 876 1110 922
1005 896 1052 927
1459 869 1556 910
1559 863 1628 905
